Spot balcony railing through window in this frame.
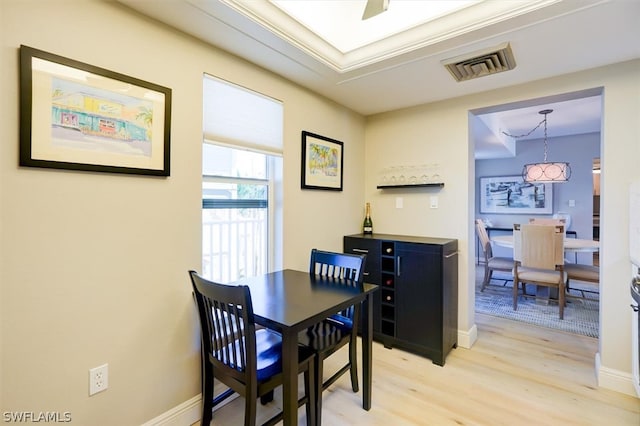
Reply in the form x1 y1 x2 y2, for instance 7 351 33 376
202 196 268 283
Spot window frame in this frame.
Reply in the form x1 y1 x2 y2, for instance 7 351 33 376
201 146 280 278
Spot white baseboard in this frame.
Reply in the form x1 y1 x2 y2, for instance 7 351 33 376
595 352 639 398
457 323 478 349
141 394 201 426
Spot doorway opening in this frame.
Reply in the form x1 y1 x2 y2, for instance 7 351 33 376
471 88 603 338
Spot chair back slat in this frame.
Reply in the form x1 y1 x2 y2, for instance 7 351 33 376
212 299 246 370
309 249 366 319
189 271 256 381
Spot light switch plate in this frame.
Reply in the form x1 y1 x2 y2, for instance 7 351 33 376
430 196 438 209
396 197 403 209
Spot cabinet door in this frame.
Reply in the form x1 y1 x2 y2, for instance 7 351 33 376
344 237 382 334
395 243 443 348
343 237 380 284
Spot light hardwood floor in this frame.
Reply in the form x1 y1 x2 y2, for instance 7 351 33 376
196 313 639 425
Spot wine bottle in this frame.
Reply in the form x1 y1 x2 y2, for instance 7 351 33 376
363 202 373 234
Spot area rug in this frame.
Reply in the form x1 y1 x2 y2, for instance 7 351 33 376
475 270 599 338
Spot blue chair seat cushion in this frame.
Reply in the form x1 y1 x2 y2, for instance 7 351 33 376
328 313 353 330
215 328 283 381
254 329 284 381
299 319 351 352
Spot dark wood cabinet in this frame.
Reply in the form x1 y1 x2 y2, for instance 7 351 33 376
344 233 458 366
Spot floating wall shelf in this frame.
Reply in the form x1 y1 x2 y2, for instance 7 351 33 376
377 183 444 189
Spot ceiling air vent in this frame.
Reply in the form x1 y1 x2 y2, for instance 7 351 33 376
442 42 516 82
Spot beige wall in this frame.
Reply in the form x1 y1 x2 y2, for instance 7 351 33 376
366 59 640 395
0 0 364 423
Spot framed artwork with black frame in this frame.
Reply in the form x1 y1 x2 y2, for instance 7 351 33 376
479 175 553 214
300 130 343 191
19 45 172 176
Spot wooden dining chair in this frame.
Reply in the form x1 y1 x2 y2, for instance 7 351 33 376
298 249 366 424
565 263 600 298
189 270 317 426
513 224 568 319
475 219 513 291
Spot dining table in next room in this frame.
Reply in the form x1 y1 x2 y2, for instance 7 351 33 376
491 234 600 253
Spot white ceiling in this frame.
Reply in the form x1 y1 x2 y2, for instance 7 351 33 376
270 0 480 54
117 0 640 158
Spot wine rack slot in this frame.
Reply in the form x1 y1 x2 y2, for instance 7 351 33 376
382 242 394 255
382 273 394 287
381 320 395 336
381 288 394 304
381 304 394 320
381 257 394 271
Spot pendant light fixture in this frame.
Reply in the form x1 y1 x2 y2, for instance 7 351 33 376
504 109 571 183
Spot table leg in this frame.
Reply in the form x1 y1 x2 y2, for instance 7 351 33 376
362 294 373 410
281 331 298 425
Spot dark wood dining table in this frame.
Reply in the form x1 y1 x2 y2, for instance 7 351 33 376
231 269 379 425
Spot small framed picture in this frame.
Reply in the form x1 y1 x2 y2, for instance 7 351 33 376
19 45 171 176
301 131 343 191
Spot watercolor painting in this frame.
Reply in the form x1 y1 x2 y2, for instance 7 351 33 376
51 78 154 157
301 131 343 191
20 45 171 176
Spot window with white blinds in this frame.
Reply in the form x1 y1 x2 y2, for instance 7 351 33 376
203 74 283 156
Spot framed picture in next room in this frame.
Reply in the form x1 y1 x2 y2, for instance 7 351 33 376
480 175 553 214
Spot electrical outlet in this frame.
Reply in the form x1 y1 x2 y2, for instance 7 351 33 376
89 364 109 396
